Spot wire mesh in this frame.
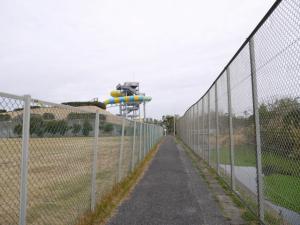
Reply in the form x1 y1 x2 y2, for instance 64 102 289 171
203 95 209 162
0 92 163 225
123 120 134 178
229 44 258 214
96 114 122 202
198 99 204 157
26 101 94 225
216 73 231 184
253 0 300 223
208 86 216 169
176 1 300 224
0 94 24 225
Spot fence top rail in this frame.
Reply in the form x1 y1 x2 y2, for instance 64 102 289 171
0 91 162 127
181 0 282 118
32 98 98 114
0 91 25 101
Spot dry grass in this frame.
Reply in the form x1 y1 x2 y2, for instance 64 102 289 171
0 136 136 225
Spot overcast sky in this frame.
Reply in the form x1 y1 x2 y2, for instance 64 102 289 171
0 0 275 119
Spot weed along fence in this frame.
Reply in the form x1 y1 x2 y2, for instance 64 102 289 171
0 92 163 225
176 0 300 225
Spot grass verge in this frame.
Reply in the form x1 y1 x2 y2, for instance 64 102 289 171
264 174 300 212
176 138 286 225
175 138 258 225
211 144 300 213
76 139 163 225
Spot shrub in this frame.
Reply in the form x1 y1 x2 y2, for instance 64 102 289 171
72 124 82 136
30 116 45 137
14 124 22 136
44 120 69 136
0 114 11 121
42 113 55 120
67 113 95 120
82 120 93 136
259 98 300 159
104 123 114 133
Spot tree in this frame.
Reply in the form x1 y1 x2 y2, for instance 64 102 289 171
44 120 69 136
99 114 106 122
67 112 95 120
258 98 300 159
0 114 11 121
30 115 44 137
72 124 81 136
82 120 93 136
42 113 55 120
162 115 175 134
14 124 22 136
56 120 69 135
104 123 114 133
44 120 58 135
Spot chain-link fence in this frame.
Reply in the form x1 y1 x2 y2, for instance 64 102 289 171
0 92 163 225
176 0 300 224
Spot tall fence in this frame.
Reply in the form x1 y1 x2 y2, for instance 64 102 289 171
0 92 163 225
176 0 300 224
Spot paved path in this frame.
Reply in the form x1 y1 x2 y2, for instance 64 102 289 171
107 136 228 225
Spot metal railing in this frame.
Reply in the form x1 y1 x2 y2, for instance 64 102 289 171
176 0 300 224
0 92 163 225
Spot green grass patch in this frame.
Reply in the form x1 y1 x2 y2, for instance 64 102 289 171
262 152 300 177
211 144 300 177
210 145 256 167
241 210 257 223
264 174 300 213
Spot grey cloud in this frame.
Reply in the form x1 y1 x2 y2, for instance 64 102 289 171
0 0 275 119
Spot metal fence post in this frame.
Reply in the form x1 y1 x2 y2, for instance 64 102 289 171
148 124 150 151
152 124 154 147
197 103 200 155
174 115 176 136
150 124 153 149
143 123 147 159
191 108 193 151
185 113 187 144
202 99 205 159
215 83 220 175
139 122 142 162
208 91 211 165
188 112 190 146
131 120 137 171
144 123 147 155
189 110 192 148
148 123 150 151
193 105 197 152
249 38 265 221
190 110 192 148
149 124 151 151
118 118 126 182
150 124 152 149
227 68 235 191
91 110 100 211
19 95 31 225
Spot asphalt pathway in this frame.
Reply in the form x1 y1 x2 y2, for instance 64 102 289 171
107 136 228 225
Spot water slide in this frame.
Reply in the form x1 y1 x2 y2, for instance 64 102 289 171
104 95 152 105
